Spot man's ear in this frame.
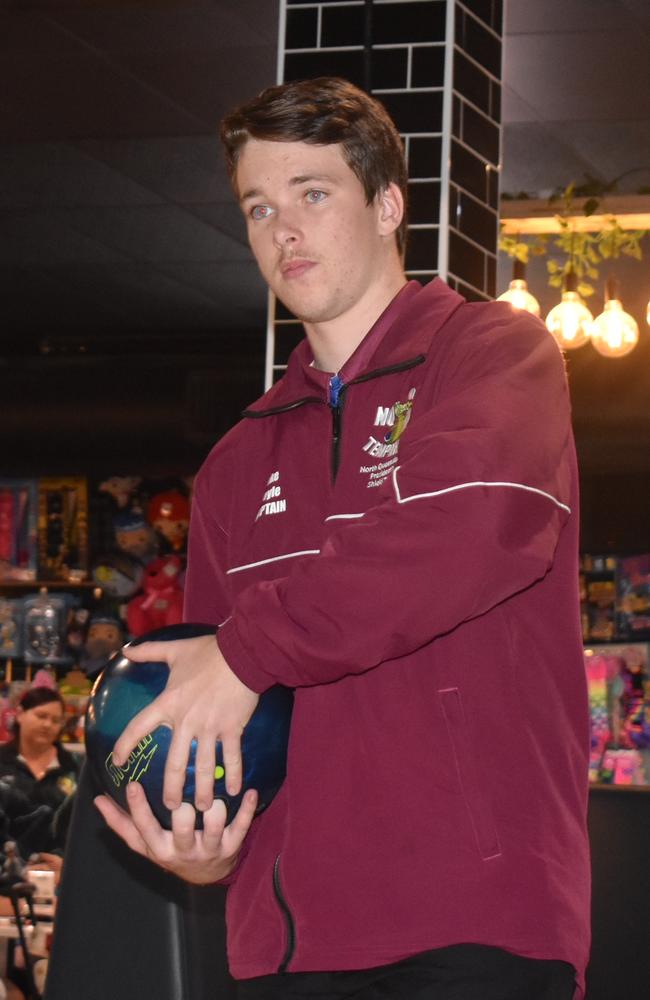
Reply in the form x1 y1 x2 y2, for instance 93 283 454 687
377 182 404 238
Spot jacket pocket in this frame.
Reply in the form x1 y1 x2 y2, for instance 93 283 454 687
438 687 502 861
273 854 296 972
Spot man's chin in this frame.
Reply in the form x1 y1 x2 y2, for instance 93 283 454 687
275 293 331 326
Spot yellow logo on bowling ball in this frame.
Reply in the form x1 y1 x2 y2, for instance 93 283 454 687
104 734 159 789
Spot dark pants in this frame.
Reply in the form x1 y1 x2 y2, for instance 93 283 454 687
236 944 576 1000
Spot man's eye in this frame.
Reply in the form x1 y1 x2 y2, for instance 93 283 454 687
305 190 326 204
250 205 272 221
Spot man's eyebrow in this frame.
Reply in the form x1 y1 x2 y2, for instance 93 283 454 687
239 186 262 204
239 173 338 204
289 172 338 187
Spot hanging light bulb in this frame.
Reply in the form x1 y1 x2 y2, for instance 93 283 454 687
545 269 593 350
497 259 541 316
646 297 650 327
590 276 639 358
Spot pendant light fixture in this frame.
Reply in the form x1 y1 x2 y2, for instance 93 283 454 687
590 276 639 358
545 269 593 350
497 259 541 316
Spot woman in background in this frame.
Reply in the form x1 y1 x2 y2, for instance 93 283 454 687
0 688 78 861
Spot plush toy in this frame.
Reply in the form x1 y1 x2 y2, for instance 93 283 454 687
113 510 158 563
92 552 144 600
147 491 190 553
99 476 142 509
126 555 184 637
80 615 124 675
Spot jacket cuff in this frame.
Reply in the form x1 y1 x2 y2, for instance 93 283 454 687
216 617 276 695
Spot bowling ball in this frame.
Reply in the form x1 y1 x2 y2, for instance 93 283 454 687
85 623 293 829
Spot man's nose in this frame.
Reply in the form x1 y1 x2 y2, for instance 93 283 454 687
272 211 302 248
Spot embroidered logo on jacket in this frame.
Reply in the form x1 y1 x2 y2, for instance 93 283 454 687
360 389 416 487
256 470 287 521
362 389 416 458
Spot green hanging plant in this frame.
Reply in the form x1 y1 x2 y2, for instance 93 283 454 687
597 217 646 260
548 223 601 297
499 181 649 301
498 232 547 263
545 184 602 297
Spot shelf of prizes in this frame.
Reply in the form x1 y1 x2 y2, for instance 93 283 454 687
0 473 193 750
582 553 650 789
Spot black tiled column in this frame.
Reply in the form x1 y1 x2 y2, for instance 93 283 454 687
268 0 504 385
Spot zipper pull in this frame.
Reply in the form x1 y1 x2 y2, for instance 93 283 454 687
328 373 344 408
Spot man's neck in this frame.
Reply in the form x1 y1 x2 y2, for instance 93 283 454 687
305 268 408 374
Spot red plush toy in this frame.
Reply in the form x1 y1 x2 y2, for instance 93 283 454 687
126 555 184 637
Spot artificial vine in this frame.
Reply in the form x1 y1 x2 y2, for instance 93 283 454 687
499 181 648 298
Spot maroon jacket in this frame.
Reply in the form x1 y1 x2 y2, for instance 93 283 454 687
184 280 591 993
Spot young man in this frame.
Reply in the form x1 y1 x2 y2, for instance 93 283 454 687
97 78 591 999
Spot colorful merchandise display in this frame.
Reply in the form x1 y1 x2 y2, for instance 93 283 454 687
126 554 184 637
580 555 617 643
37 477 89 582
617 554 650 640
584 643 650 785
0 479 38 581
1 476 191 674
58 667 93 743
22 589 76 666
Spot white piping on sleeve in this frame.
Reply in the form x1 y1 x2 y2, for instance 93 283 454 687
391 467 571 514
325 513 365 522
226 549 320 575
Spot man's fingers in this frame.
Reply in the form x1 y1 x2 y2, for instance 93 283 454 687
201 799 229 854
122 640 176 663
171 802 199 853
124 781 171 856
163 726 194 810
193 735 218 812
112 701 169 766
223 789 258 850
94 794 148 856
220 734 244 796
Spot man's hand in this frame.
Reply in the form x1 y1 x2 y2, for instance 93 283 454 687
111 634 259 811
94 782 258 884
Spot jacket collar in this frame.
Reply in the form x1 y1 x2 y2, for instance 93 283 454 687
244 278 465 415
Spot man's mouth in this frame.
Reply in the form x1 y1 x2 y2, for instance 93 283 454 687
280 258 316 280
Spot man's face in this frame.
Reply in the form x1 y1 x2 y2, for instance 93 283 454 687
236 139 399 329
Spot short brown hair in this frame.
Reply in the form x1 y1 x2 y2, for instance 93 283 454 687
220 77 408 255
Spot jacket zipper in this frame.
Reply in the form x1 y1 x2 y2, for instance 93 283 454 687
329 374 346 481
273 854 296 973
245 355 427 483
327 356 425 483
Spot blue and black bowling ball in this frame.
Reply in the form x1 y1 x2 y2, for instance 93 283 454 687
85 623 293 828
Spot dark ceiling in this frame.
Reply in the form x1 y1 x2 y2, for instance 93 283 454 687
1 0 649 541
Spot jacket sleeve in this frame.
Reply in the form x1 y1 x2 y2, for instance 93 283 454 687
216 313 577 692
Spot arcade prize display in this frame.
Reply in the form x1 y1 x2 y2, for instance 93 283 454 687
0 474 195 750
581 554 650 786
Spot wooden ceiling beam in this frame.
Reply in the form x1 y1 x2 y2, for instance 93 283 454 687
499 194 650 234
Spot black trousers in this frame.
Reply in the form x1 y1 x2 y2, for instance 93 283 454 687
236 945 576 1000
